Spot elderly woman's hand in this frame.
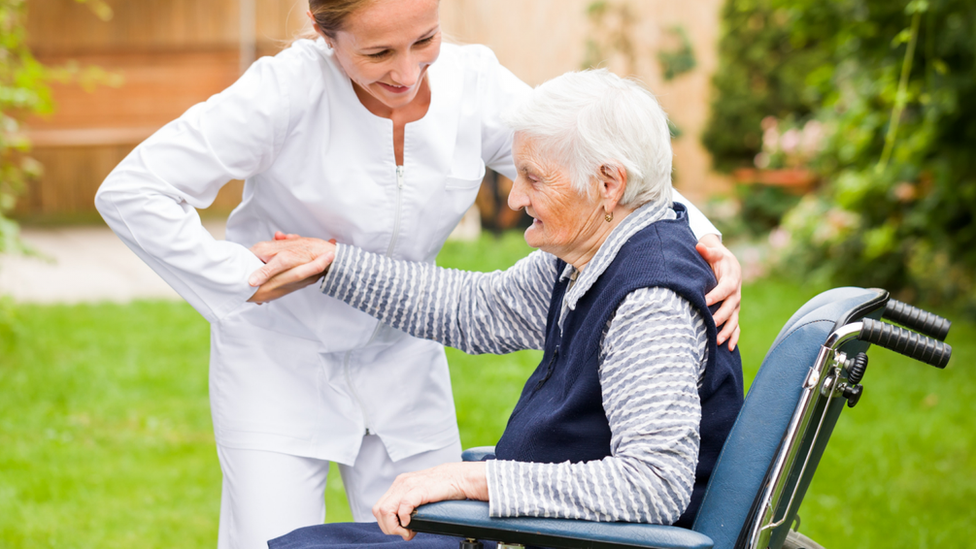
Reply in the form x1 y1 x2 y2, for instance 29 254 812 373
373 462 488 541
247 232 337 303
696 234 742 351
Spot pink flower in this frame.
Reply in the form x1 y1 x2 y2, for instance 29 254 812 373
781 129 800 155
801 121 824 154
754 152 771 169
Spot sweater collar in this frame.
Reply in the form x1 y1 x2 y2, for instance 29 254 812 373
559 198 676 314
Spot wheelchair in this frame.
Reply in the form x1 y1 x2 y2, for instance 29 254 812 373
407 287 953 549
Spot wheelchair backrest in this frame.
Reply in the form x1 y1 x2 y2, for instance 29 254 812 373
692 287 888 549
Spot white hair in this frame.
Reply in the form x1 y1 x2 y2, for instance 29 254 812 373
504 69 673 208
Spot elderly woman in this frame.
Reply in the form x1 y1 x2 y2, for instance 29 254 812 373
251 69 743 548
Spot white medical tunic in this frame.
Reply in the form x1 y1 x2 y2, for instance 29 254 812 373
95 38 717 466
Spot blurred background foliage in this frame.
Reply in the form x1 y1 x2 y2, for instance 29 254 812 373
0 0 116 337
581 1 696 140
0 0 114 255
704 0 976 312
0 0 50 255
0 0 46 340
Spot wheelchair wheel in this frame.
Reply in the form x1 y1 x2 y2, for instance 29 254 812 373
783 529 826 549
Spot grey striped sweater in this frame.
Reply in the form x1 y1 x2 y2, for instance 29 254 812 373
320 200 708 525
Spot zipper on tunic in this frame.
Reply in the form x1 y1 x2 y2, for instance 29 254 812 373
342 351 373 436
386 165 405 257
344 319 388 436
344 166 407 438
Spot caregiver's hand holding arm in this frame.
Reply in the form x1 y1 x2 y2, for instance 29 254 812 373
247 235 336 303
698 234 742 350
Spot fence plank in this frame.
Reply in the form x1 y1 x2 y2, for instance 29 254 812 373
20 0 307 218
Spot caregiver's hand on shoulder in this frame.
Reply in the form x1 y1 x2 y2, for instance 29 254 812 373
247 233 337 303
373 462 488 541
696 234 742 351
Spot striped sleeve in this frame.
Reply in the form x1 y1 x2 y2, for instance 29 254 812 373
486 287 708 525
320 244 557 354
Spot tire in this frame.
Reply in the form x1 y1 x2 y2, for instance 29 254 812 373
782 529 826 549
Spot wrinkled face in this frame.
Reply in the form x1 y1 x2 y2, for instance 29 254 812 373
507 133 605 261
325 0 441 111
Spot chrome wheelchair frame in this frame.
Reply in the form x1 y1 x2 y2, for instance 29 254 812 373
408 287 952 549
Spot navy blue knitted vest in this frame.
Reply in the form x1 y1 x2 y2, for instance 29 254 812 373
492 204 743 527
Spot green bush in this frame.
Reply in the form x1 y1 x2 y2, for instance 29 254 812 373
737 184 802 237
0 0 51 253
702 0 829 172
706 0 976 310
0 0 114 254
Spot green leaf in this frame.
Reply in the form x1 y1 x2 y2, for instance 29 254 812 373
863 221 898 260
906 0 929 14
891 28 913 47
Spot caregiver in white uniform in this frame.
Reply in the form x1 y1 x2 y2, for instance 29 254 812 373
94 0 741 547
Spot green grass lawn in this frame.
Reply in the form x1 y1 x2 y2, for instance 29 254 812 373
1 231 974 548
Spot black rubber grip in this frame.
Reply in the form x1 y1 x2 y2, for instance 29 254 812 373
882 299 951 341
859 318 952 368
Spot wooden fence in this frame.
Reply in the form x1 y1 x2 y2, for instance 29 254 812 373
20 0 307 218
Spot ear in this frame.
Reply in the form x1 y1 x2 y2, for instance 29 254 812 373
306 11 331 45
597 164 628 213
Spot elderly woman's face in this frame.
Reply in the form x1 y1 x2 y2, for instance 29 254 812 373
508 134 608 262
327 0 441 111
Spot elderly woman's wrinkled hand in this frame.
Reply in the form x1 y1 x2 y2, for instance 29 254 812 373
696 235 742 351
247 233 337 303
373 462 488 541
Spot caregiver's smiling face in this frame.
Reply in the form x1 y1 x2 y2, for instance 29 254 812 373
321 0 442 113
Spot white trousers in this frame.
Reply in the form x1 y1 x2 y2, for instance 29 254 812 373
215 436 462 549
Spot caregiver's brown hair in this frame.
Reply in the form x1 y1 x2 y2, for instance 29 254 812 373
308 0 375 37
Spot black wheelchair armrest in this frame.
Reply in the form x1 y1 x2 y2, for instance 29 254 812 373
409 501 714 549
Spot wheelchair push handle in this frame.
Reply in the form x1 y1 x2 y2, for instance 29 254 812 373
858 318 952 368
882 299 951 341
